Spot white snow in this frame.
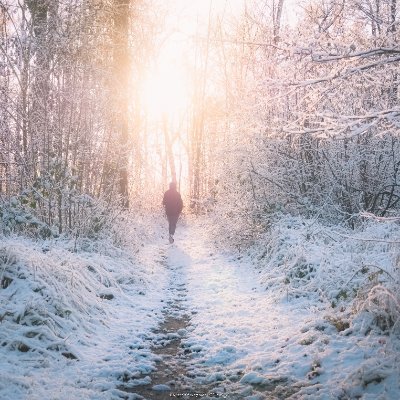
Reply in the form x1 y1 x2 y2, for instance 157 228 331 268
0 231 169 399
152 383 171 391
1 216 399 399
167 220 400 398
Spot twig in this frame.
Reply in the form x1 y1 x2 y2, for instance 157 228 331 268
331 231 400 244
346 264 395 286
360 212 400 222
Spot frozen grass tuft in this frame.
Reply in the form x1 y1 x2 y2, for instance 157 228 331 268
0 211 168 399
242 216 400 336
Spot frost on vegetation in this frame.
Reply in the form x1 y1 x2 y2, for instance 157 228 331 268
0 169 159 250
342 358 395 397
230 216 400 336
0 196 53 238
1 241 107 360
0 213 160 367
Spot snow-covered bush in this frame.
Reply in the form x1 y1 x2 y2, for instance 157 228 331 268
0 157 99 239
0 239 108 360
235 215 400 335
0 180 160 253
0 197 53 238
355 284 400 335
0 206 162 361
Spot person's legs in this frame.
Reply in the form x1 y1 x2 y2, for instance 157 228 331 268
167 214 179 235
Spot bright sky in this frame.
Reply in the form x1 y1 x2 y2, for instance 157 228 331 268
139 1 233 190
140 0 302 117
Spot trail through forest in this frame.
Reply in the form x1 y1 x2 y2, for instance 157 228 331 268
120 227 316 399
0 224 398 399
117 225 399 399
2 0 400 398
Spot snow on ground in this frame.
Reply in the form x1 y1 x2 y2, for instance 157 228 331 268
1 216 400 399
0 230 169 400
167 221 400 399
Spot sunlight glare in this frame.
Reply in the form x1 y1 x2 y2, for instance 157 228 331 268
141 62 188 121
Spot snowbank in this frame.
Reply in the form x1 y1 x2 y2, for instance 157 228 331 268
250 216 400 334
0 218 168 399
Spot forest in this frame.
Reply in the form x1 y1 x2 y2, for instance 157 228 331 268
1 0 399 399
1 0 400 233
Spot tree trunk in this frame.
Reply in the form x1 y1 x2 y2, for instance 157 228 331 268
273 0 285 44
113 0 131 208
163 114 176 183
391 0 397 34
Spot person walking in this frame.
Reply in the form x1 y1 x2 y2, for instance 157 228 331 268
162 182 183 243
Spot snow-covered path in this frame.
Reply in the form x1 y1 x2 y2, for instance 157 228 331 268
143 225 399 399
161 227 313 399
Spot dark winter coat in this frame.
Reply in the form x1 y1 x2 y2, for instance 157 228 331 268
162 188 183 216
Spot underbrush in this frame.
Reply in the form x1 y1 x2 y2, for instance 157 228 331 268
0 209 162 363
213 214 400 337
259 217 400 336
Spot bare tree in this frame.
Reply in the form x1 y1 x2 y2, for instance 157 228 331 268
112 0 131 208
